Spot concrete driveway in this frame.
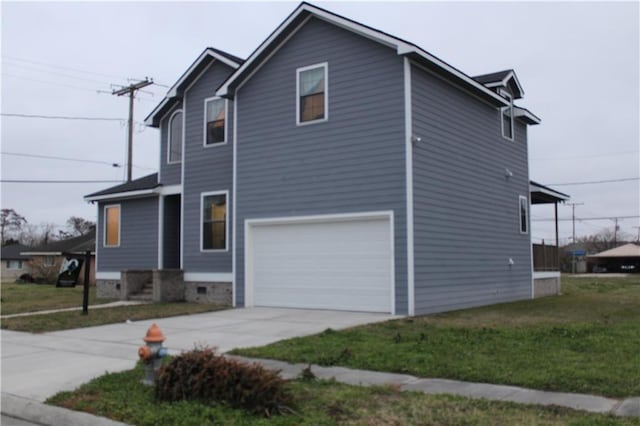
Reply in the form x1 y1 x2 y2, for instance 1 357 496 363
1 307 397 402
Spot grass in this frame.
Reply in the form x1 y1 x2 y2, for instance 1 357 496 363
1 303 227 333
0 282 113 316
47 362 638 425
232 275 640 398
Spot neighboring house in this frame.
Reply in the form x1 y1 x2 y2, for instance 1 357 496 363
86 2 563 315
1 244 32 281
21 231 96 285
587 243 640 273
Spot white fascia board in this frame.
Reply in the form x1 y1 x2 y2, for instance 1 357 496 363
514 107 541 124
529 183 569 201
96 272 121 280
533 271 560 279
21 251 63 256
157 184 182 196
400 46 509 106
84 189 156 202
169 49 240 98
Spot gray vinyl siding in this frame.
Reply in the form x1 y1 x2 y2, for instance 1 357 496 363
234 18 408 313
159 103 182 185
411 63 532 315
182 62 235 272
96 197 159 271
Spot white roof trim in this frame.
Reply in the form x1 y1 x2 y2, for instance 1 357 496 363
216 3 508 106
21 251 63 256
145 49 242 126
514 106 541 124
529 182 569 201
484 70 524 97
84 189 156 202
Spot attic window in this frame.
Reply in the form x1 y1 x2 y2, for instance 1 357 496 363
297 63 328 125
501 91 514 141
168 110 183 163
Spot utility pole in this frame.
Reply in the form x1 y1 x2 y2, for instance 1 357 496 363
112 78 153 182
567 202 584 274
613 218 619 247
633 226 640 243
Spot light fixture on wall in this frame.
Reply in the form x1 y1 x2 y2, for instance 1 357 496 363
505 168 513 178
411 135 423 145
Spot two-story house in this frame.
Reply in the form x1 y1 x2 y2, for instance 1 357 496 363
86 2 562 316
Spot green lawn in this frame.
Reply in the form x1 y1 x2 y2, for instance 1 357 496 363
233 275 640 398
47 363 636 426
1 303 227 333
1 282 112 316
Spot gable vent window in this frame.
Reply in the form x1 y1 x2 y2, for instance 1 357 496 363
297 63 328 125
168 110 183 163
205 97 226 145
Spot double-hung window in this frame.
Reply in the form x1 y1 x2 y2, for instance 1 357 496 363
104 205 121 247
6 260 22 270
297 63 327 125
168 110 183 163
201 192 227 251
205 97 226 145
519 195 529 234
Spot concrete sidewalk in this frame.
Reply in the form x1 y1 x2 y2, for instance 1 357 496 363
2 307 639 424
0 301 146 319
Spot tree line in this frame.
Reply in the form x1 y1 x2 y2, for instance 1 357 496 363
1 208 95 247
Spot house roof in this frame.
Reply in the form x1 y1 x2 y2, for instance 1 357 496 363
530 181 570 204
22 230 96 256
473 69 524 100
216 2 511 109
1 243 33 260
588 243 640 259
144 47 244 127
84 173 159 201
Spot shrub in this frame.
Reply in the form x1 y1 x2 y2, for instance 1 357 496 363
155 347 291 417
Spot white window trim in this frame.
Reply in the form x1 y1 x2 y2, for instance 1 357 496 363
203 96 228 147
296 62 328 126
519 195 529 234
200 190 229 252
103 204 121 248
167 109 183 164
501 91 514 141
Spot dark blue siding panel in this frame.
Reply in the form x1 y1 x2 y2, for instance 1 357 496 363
159 103 182 185
96 197 158 271
411 64 532 315
235 18 408 313
182 62 235 272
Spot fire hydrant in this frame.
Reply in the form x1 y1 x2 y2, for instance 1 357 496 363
138 323 168 385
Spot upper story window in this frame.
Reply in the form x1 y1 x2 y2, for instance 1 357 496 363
201 191 228 251
501 91 514 141
104 204 121 247
297 63 328 125
519 195 529 234
168 110 183 163
205 97 227 146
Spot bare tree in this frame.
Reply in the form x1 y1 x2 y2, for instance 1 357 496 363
1 209 27 245
576 228 632 254
18 222 61 247
66 216 95 236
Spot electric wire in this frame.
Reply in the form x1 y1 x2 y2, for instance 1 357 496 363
547 177 639 186
2 113 124 122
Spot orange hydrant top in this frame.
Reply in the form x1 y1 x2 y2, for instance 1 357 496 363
143 323 166 343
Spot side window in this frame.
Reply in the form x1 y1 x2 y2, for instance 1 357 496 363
501 91 514 141
104 205 121 247
297 63 328 125
201 192 228 251
519 195 529 234
168 110 183 163
204 97 226 146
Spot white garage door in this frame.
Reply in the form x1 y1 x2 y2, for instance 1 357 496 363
247 214 393 313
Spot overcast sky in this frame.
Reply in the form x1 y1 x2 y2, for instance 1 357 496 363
1 1 639 244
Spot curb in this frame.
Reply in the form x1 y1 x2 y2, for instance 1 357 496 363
1 393 128 426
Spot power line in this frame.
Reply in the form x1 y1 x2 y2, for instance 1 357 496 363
3 61 118 86
1 113 124 122
547 177 639 186
2 72 104 93
2 55 130 81
532 215 640 222
1 180 124 184
532 150 640 162
1 151 156 170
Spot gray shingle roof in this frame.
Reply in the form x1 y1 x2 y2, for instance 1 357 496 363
23 230 96 255
473 70 514 85
1 243 33 260
85 173 158 198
